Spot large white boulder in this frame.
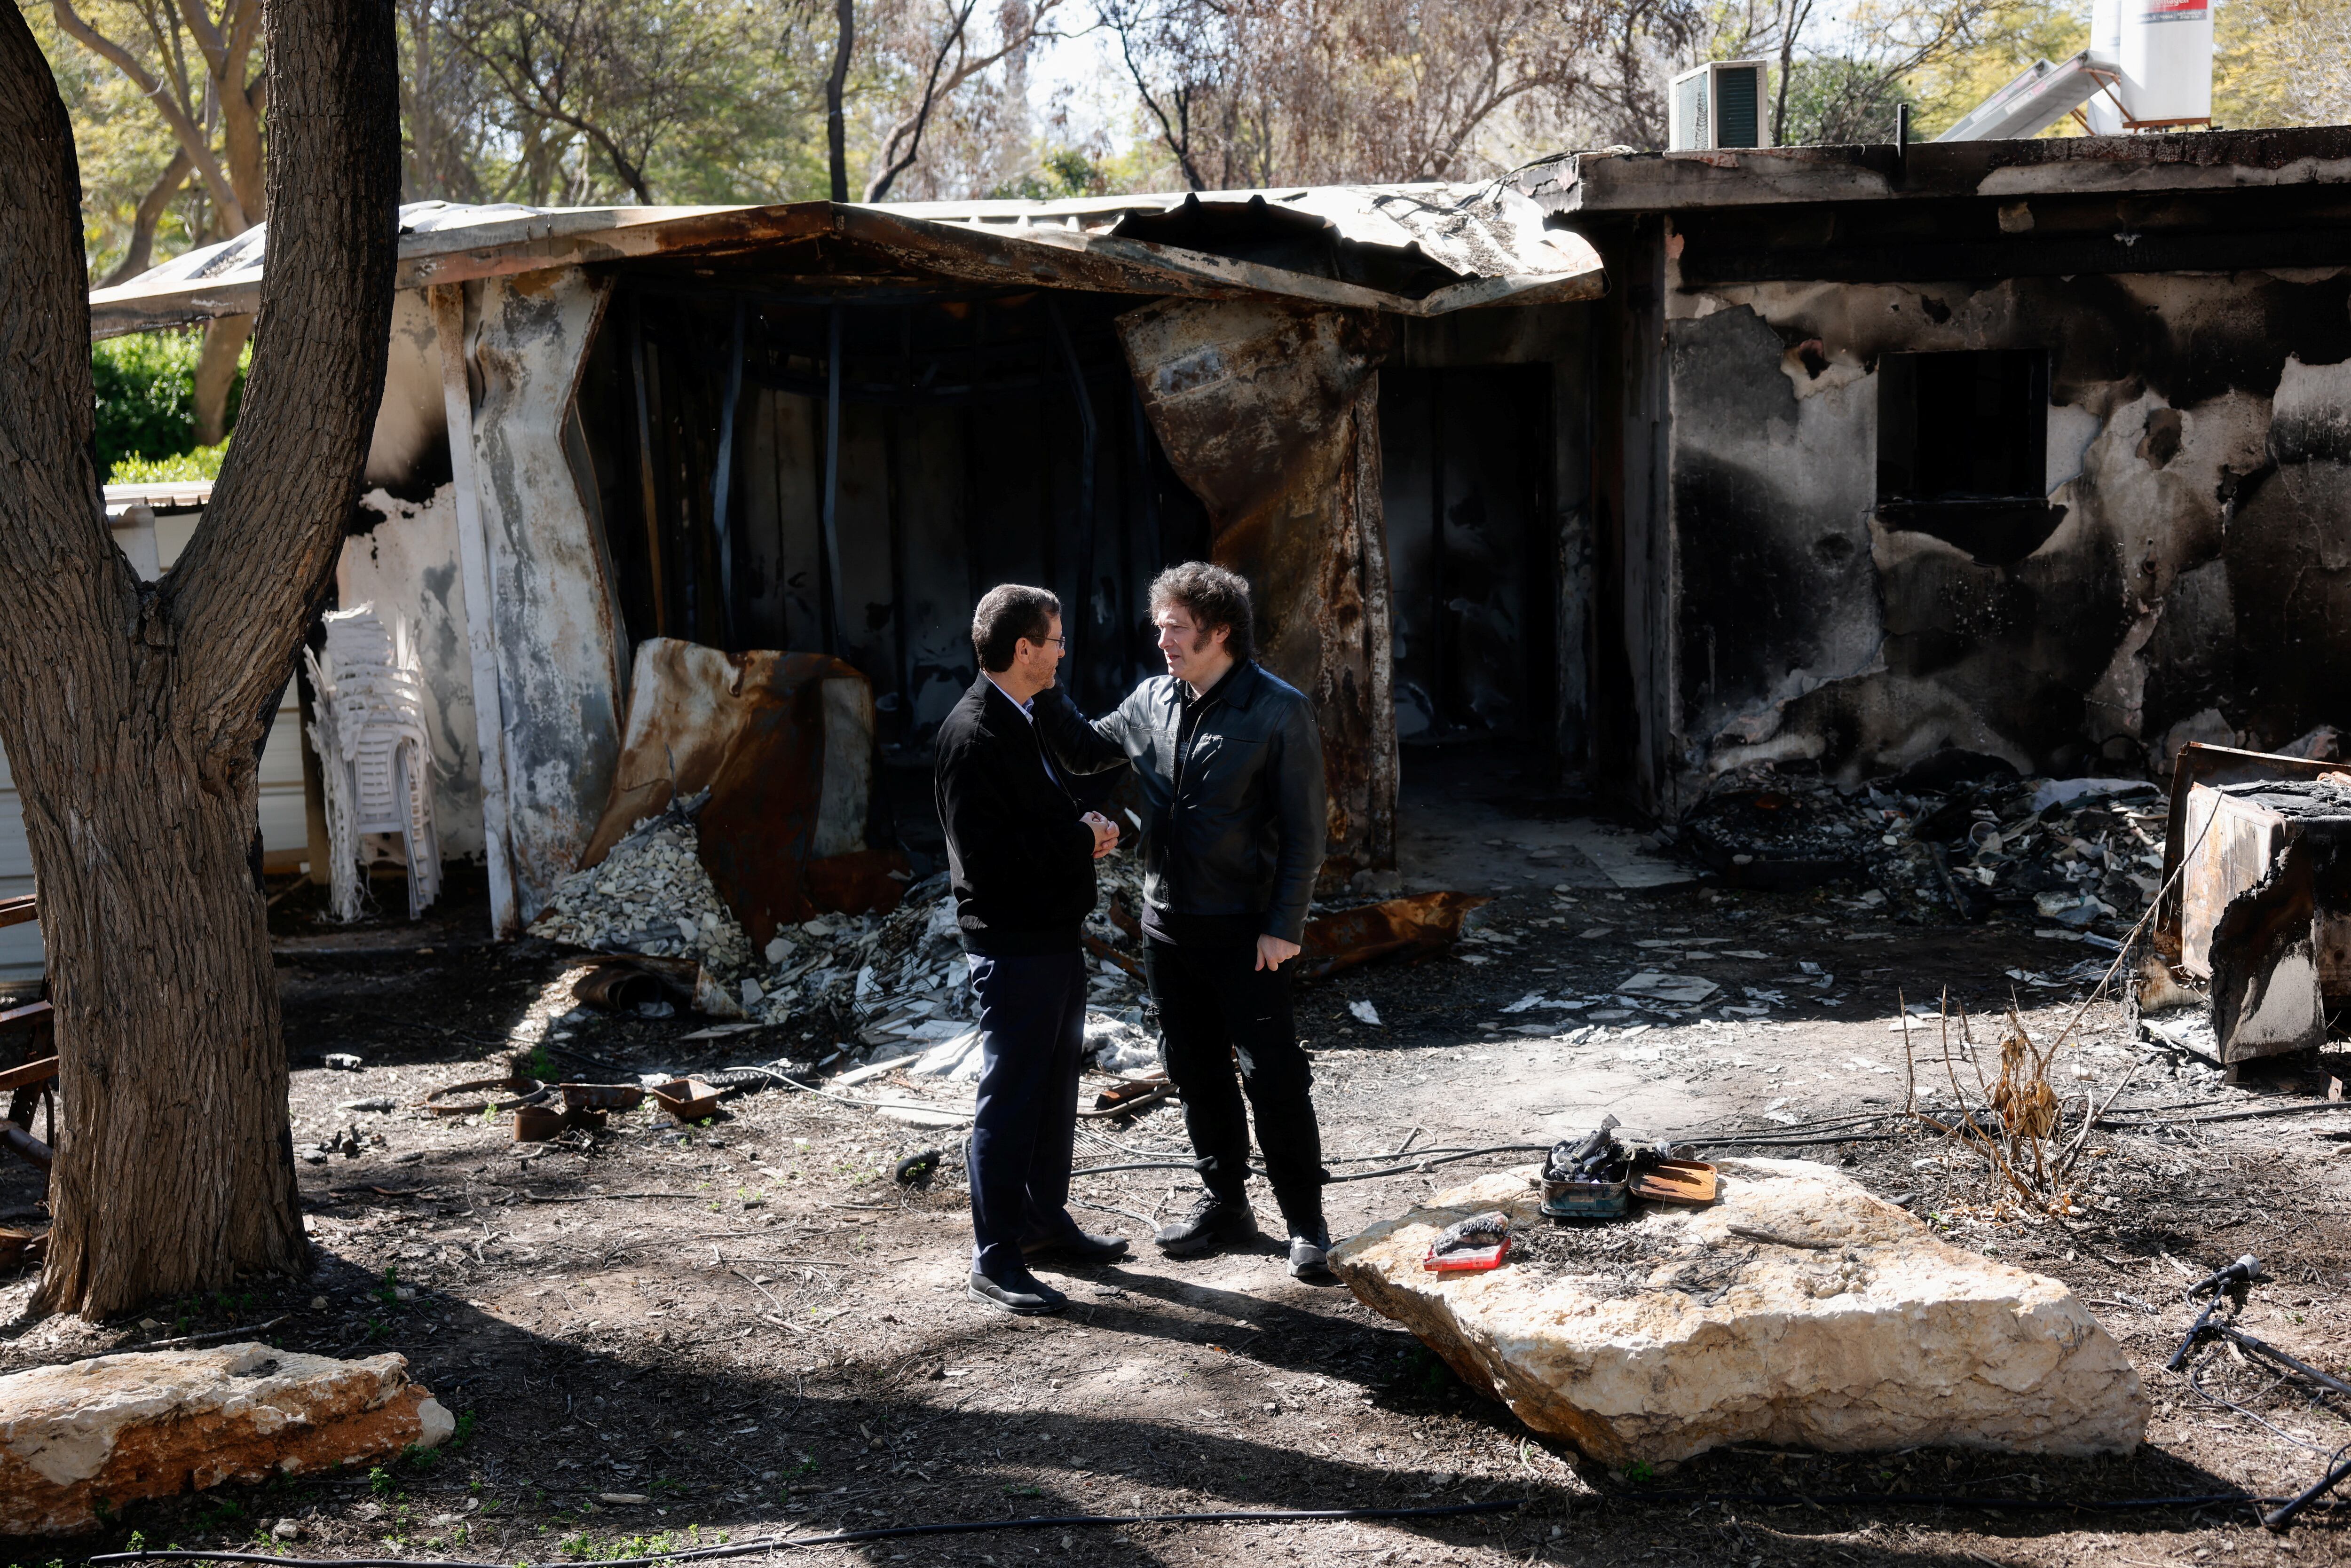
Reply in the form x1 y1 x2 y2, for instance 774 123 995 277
0 1342 452 1536
1331 1158 2147 1465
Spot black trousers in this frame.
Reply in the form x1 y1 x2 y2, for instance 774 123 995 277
965 949 1089 1279
1144 936 1327 1228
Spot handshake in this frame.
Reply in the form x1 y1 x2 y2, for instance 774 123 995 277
1082 811 1120 859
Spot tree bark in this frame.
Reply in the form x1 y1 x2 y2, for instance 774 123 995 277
0 0 399 1321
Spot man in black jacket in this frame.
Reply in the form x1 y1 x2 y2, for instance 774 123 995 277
1035 562 1334 1277
935 584 1128 1316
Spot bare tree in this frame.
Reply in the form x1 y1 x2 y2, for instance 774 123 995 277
1101 0 1591 189
0 0 399 1319
862 0 1062 200
48 0 267 440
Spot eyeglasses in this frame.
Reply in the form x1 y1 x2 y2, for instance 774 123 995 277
1035 636 1066 648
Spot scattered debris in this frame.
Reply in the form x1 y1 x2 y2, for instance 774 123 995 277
0 1343 452 1536
1348 1000 1384 1027
321 1053 363 1072
1677 752 2162 933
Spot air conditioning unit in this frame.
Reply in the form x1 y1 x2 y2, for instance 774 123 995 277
1669 60 1773 151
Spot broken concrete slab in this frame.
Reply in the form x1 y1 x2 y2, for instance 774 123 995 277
1331 1159 2146 1466
0 1342 452 1536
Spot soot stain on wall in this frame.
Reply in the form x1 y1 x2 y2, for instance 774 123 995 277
1668 269 2351 789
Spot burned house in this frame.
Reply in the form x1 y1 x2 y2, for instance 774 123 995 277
75 188 1603 942
1524 126 2351 813
29 126 2351 961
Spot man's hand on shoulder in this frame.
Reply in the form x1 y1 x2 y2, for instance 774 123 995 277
1256 934 1301 971
1083 811 1119 859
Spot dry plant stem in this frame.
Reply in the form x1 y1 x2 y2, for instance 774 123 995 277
2054 1062 2144 1187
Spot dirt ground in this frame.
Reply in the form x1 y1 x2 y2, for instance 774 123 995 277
5 784 2351 1567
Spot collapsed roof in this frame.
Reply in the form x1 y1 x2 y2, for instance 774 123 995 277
88 183 1607 338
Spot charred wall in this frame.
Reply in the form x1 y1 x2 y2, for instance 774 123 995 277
1665 252 2351 799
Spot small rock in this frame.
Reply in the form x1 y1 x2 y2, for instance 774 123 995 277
309 1297 329 1310
598 1492 648 1505
322 1053 363 1072
391 1151 423 1165
393 1286 417 1302
1348 999 1383 1026
271 1519 302 1541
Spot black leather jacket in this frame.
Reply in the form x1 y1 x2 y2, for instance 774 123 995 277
1035 662 1326 944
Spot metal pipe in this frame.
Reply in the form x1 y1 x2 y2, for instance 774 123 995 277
710 297 746 646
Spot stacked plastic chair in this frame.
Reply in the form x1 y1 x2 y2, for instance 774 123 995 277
304 605 442 921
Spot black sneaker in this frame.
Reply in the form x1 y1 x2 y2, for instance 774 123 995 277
966 1268 1068 1316
1287 1224 1333 1279
1154 1193 1258 1257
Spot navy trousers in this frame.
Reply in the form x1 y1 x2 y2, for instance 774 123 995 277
965 948 1089 1280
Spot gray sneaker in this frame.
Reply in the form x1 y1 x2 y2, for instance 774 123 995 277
1288 1225 1333 1279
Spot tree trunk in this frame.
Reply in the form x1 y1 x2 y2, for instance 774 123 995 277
0 0 400 1321
827 0 852 202
192 313 254 447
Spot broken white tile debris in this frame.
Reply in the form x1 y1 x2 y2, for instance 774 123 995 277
1349 999 1384 1026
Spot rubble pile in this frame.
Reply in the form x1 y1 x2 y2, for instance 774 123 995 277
1675 753 2164 937
528 804 755 976
532 804 1155 1071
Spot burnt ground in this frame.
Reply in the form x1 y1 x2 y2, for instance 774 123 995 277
5 857 2351 1565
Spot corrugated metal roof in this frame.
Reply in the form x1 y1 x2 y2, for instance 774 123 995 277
90 185 1603 336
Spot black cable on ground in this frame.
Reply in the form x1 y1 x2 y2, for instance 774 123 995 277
87 1498 1530 1568
1616 1488 2351 1515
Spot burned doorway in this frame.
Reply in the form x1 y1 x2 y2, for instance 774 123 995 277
1379 364 1558 751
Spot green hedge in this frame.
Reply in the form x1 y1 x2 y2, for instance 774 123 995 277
92 331 246 479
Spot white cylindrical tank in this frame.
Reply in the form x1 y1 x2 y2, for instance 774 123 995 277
2119 0 2213 126
2084 0 2126 133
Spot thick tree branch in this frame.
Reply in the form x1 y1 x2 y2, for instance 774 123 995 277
50 0 249 229
99 144 193 286
165 0 399 747
862 0 977 202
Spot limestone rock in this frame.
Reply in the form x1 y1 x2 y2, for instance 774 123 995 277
0 1343 452 1536
1331 1158 2147 1465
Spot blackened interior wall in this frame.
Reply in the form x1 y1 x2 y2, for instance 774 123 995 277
573 284 1211 748
1662 257 2351 800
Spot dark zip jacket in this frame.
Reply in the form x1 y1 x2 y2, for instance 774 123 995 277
933 676 1110 956
1033 660 1325 945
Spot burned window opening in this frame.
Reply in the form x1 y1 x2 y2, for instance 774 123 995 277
1877 348 2063 567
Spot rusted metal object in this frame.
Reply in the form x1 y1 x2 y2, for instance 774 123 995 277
0 1056 56 1095
570 953 747 1020
2165 745 2351 1063
422 1076 549 1118
648 1078 722 1123
1293 891 1490 982
0 897 34 930
513 1103 608 1142
1118 298 1398 887
560 1083 646 1113
579 639 906 949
